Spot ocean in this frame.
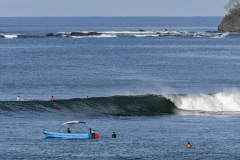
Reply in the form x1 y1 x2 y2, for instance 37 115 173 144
1 17 240 159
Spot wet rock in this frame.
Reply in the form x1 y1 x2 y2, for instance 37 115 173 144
70 32 102 36
46 33 54 36
138 29 145 32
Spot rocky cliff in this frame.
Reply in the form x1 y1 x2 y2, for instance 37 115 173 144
218 8 240 32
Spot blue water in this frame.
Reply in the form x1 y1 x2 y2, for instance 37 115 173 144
1 17 240 159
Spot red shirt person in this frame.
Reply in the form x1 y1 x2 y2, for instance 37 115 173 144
51 96 55 100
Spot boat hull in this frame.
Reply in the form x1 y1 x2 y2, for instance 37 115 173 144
43 131 93 139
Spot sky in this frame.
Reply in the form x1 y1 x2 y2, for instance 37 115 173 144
0 0 228 17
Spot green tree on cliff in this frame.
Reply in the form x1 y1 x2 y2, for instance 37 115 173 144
224 0 240 13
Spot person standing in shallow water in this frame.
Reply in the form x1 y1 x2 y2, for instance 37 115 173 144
16 96 20 101
51 96 55 100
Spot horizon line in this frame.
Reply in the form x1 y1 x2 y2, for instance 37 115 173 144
0 16 224 18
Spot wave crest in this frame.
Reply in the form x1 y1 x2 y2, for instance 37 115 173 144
165 89 240 112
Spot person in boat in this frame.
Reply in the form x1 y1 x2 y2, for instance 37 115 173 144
91 129 95 138
187 142 192 148
51 96 55 100
67 128 71 133
16 96 20 101
89 128 92 133
112 132 116 138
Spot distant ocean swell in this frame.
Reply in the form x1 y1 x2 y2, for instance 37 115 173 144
1 91 240 116
0 31 233 39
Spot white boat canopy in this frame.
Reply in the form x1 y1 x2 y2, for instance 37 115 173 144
62 121 86 125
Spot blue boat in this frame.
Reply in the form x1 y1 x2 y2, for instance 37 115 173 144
43 121 99 139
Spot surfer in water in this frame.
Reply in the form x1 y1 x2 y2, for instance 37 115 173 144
187 142 192 148
112 132 116 138
16 96 20 101
51 96 55 100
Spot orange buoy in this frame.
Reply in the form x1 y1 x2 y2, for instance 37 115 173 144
94 133 99 139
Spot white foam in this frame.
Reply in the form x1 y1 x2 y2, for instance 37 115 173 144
210 33 229 39
170 31 181 34
70 34 116 38
92 34 117 38
4 34 18 38
103 31 156 34
193 35 203 38
67 30 232 39
165 89 240 112
157 30 180 34
133 34 159 37
70 36 84 38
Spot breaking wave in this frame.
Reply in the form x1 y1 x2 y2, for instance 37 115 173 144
166 90 240 112
3 34 18 39
1 90 240 116
0 30 236 39
0 95 176 116
0 34 44 39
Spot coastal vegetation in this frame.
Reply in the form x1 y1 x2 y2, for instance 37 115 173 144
224 0 240 13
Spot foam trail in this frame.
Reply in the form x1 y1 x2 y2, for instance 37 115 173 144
193 35 203 38
4 34 18 38
133 34 159 37
210 32 229 39
70 34 116 38
103 31 156 34
165 89 240 112
95 34 117 38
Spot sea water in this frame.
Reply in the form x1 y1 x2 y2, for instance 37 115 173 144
1 17 240 159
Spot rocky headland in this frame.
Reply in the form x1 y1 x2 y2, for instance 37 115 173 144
218 8 240 32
